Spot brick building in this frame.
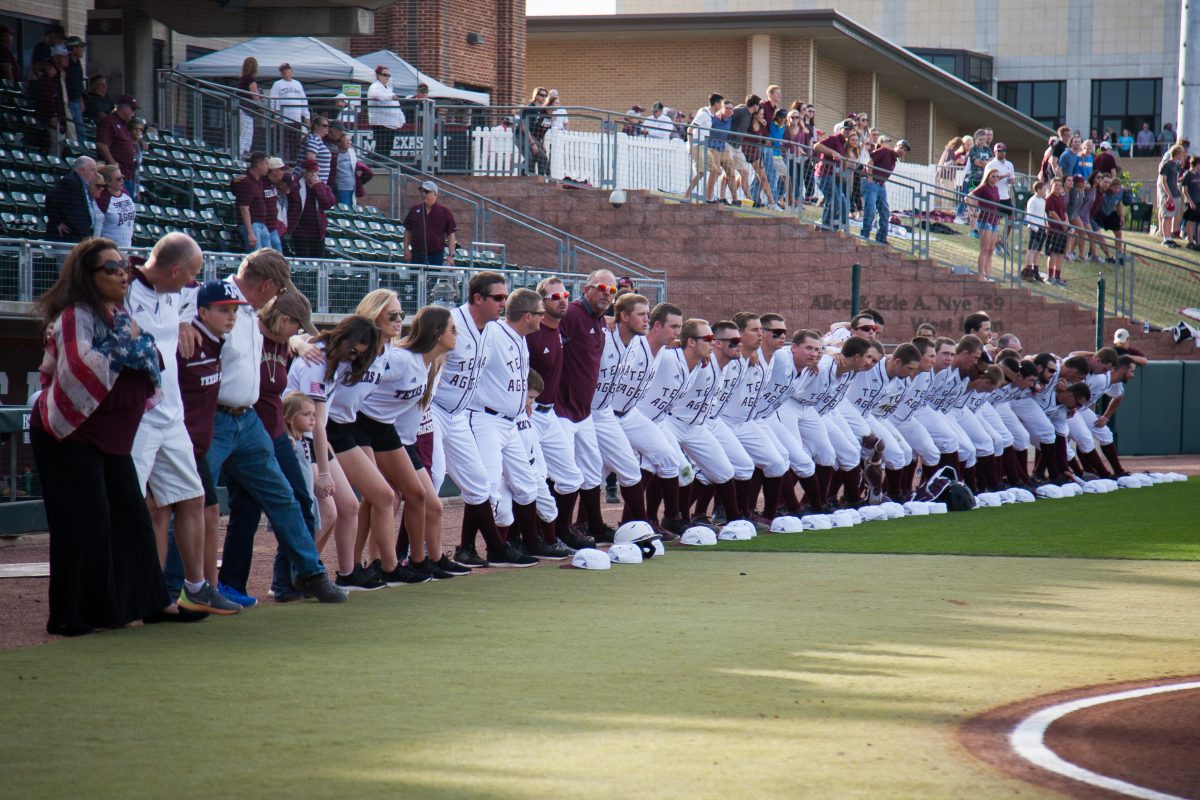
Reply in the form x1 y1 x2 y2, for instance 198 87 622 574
351 0 525 106
527 10 1053 169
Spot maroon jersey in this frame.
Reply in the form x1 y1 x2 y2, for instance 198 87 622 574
526 321 564 406
254 338 290 440
556 299 607 422
177 320 225 452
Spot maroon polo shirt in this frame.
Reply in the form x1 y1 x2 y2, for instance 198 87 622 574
253 338 290 440
868 147 898 183
556 299 607 422
526 322 564 405
177 320 225 452
1093 151 1118 176
403 201 458 255
234 170 264 221
815 133 845 177
96 114 137 178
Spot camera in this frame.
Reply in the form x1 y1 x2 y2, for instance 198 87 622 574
609 189 627 209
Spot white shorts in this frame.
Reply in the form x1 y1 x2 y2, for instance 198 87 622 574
131 420 205 506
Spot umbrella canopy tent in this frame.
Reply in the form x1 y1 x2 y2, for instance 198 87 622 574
356 50 489 105
179 37 378 85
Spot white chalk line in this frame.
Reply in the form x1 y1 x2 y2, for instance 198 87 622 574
1010 680 1200 800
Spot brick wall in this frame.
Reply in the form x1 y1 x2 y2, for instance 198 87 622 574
876 84 907 143
527 38 748 117
780 38 813 103
350 0 524 105
811 53 847 133
845 71 874 121
905 100 933 162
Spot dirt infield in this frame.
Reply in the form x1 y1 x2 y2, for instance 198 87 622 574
961 675 1200 800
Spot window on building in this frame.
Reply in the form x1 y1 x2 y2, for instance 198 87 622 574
910 48 994 94
998 81 1066 128
1090 78 1162 141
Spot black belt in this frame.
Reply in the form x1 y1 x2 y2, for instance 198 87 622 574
483 407 515 421
534 403 554 413
613 409 629 418
218 404 251 416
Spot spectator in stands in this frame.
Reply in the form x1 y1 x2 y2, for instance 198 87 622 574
643 101 673 139
984 142 1016 225
333 93 358 129
797 102 818 201
49 45 72 139
968 166 1004 282
813 118 853 230
1180 155 1200 250
1159 123 1175 154
1044 177 1069 285
744 105 780 209
728 95 760 202
235 152 269 252
270 62 309 127
260 156 287 250
1135 123 1156 156
63 36 85 136
966 128 991 196
302 116 332 184
621 104 644 136
403 180 457 266
783 109 806 205
521 87 550 175
0 24 20 83
549 89 569 130
45 156 98 242
84 74 113 122
1159 144 1185 248
1093 140 1119 179
1057 134 1082 179
30 24 65 70
93 164 135 249
367 64 404 159
861 138 910 245
409 81 431 102
96 95 138 196
28 58 62 154
333 130 373 207
237 57 261 159
127 117 146 198
684 92 723 202
1079 139 1095 179
1022 179 1048 281
32 237 206 636
938 136 962 179
1095 177 1127 260
1117 128 1134 157
287 158 335 258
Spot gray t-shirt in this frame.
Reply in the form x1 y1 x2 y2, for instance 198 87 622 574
335 151 356 192
1160 158 1181 198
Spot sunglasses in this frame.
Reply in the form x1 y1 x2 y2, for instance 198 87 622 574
528 309 545 317
93 258 129 275
487 293 507 303
380 73 390 77
589 284 618 295
718 336 741 346
386 311 403 322
856 324 879 334
766 328 787 338
694 334 716 343
542 291 570 301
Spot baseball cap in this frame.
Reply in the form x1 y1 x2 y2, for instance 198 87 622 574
568 548 611 570
50 44 68 57
896 138 911 150
607 542 644 564
1099 140 1113 150
629 105 645 114
617 276 634 289
1114 327 1130 343
769 515 804 533
840 118 856 130
197 280 249 308
65 36 86 48
614 521 655 544
266 289 319 336
994 142 1007 151
548 89 559 98
116 95 139 110
419 180 438 193
679 527 717 546
300 158 319 171
266 156 285 170
717 522 752 541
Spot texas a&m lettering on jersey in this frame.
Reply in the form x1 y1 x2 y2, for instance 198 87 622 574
435 304 491 415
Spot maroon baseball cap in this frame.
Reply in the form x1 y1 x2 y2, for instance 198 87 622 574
630 105 644 113
300 158 319 171
116 95 139 110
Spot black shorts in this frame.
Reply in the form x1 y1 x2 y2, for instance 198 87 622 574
354 413 403 453
404 442 424 470
1098 211 1125 231
1183 208 1200 224
194 449 218 507
995 197 1014 216
1044 231 1067 255
1028 228 1047 252
326 419 368 454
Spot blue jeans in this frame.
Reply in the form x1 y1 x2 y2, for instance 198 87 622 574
240 221 270 252
68 99 84 136
336 189 355 207
861 181 890 243
220 431 317 596
264 228 282 251
206 409 323 582
819 173 846 229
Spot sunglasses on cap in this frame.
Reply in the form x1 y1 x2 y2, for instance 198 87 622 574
718 336 741 346
855 324 879 334
766 328 787 338
589 283 618 295
542 291 570 301
93 258 129 274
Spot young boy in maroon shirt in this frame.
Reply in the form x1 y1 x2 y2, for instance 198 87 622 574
178 280 247 591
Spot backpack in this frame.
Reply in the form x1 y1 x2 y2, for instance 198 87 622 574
912 466 975 511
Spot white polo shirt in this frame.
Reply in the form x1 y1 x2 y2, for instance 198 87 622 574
125 269 184 428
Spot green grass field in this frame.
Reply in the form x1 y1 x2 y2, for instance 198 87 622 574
1 479 1197 799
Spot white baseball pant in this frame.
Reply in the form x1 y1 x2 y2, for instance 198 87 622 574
915 407 970 462
978 403 1015 450
766 409 816 477
662 416 735 485
867 415 910 470
708 418 756 481
786 403 836 467
591 407 644 487
559 415 605 490
531 407 584 494
1009 397 1056 446
430 403 491 505
994 404 1032 451
837 400 872 439
893 415 940 467
1066 411 1097 453
617 408 682 478
1077 406 1114 445
499 439 558 527
466 410 539 525
951 407 996 457
730 419 790 478
822 411 862 470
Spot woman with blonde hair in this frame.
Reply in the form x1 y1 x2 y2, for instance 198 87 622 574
238 56 260 159
968 166 1004 281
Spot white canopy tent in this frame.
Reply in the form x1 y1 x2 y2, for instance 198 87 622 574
179 37 378 84
357 50 489 105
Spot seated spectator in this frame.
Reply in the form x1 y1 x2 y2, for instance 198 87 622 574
0 24 20 83
302 116 332 184
332 130 373 207
93 163 135 249
287 158 335 258
84 74 114 122
96 95 139 196
1117 128 1134 157
643 102 674 139
1135 123 1156 156
45 156 99 242
1159 123 1175 153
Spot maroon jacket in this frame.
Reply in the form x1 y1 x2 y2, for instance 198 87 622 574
286 177 335 242
555 299 607 422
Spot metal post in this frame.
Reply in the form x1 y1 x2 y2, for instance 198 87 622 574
1095 272 1106 351
850 262 861 317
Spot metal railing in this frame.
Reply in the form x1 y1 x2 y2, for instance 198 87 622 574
0 237 668 314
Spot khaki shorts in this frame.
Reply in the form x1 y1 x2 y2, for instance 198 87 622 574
728 146 749 174
1158 190 1179 217
692 144 724 179
131 420 205 506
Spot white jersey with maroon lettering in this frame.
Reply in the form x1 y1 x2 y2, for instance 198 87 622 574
752 347 798 421
719 354 766 425
466 319 528 419
847 358 888 416
609 335 656 415
635 346 691 423
706 357 745 420
668 358 721 426
360 346 430 439
591 328 628 412
434 303 491 415
286 342 382 424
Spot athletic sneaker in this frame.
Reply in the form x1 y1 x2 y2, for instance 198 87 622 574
486 543 539 568
437 554 472 576
179 582 241 615
362 559 385 585
335 565 387 592
412 557 455 580
559 527 595 550
690 515 720 532
452 548 489 569
217 582 258 608
292 572 349 603
590 524 618 544
270 587 309 603
382 562 432 585
526 540 573 560
605 486 619 504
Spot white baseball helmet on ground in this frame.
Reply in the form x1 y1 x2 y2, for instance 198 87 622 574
927 502 948 514
879 502 905 519
857 506 887 522
614 521 656 544
829 509 858 527
569 548 611 570
721 519 756 539
1036 484 1065 498
1010 488 1036 502
679 527 718 546
769 515 804 533
607 542 644 563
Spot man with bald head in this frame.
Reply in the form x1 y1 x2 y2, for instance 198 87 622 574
127 234 241 615
45 156 98 242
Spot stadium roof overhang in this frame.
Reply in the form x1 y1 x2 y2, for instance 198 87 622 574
95 0 392 36
528 10 1053 153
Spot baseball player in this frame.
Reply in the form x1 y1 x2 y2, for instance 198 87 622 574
467 287 551 566
1010 351 1062 481
991 355 1040 486
694 320 757 526
845 342 923 499
913 336 979 480
1076 355 1136 477
430 271 536 569
757 322 824 511
889 337 945 489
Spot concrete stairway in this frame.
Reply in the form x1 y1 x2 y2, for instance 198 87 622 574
436 176 1195 360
